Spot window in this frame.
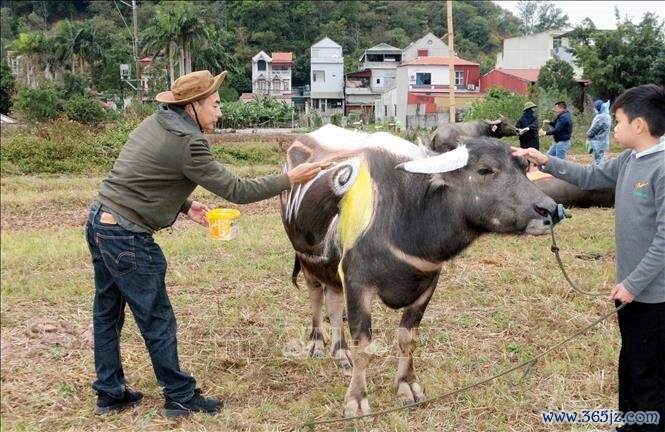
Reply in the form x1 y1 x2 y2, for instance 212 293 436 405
553 37 562 50
455 71 464 86
417 49 428 57
272 78 281 91
283 80 290 91
256 79 266 90
376 78 381 85
313 70 325 82
257 60 266 71
384 105 388 116
415 72 431 85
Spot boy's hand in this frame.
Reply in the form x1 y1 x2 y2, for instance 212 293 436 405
610 283 636 304
511 147 549 166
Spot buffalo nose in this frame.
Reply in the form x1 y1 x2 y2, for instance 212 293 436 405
533 196 557 218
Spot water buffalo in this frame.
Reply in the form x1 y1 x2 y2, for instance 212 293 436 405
528 170 615 208
280 125 558 417
430 116 518 153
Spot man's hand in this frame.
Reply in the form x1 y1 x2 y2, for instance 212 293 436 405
610 282 636 304
511 146 549 166
518 127 528 135
543 119 550 125
538 128 546 137
187 200 210 227
287 161 334 185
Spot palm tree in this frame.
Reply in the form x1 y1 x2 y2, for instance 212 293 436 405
170 2 208 75
141 4 179 84
53 20 82 73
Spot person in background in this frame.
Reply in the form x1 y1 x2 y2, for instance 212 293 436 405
539 100 573 159
85 70 328 419
587 99 612 164
515 84 665 432
516 101 540 150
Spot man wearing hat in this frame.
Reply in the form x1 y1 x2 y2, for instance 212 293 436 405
516 101 540 150
85 70 327 418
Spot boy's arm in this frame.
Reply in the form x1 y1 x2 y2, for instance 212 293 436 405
622 171 665 297
541 151 624 189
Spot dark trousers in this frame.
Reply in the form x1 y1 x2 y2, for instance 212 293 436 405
616 300 665 431
85 202 196 402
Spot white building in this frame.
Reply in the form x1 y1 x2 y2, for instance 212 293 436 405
402 32 449 63
244 51 293 103
345 43 403 119
495 30 580 77
309 37 344 114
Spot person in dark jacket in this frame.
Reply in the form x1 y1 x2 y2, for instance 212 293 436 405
516 101 540 150
539 100 573 159
85 70 327 418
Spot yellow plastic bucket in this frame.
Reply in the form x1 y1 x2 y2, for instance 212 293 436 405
206 208 240 240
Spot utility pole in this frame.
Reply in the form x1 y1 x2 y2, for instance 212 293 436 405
132 0 142 103
447 0 456 123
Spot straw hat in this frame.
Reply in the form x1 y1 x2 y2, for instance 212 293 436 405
523 101 537 111
155 70 227 105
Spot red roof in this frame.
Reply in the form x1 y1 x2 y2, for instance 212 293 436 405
487 69 540 82
399 56 479 67
271 52 292 62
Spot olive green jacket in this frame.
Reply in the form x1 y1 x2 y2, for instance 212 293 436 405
97 104 291 232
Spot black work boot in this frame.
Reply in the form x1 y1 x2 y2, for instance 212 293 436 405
94 388 144 415
162 388 223 418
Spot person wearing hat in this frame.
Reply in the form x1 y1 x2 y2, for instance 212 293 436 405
85 70 328 418
516 101 540 150
587 99 612 164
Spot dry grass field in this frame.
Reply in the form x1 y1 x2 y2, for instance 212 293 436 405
1 157 622 432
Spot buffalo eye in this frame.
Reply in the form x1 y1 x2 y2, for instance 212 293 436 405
477 168 494 176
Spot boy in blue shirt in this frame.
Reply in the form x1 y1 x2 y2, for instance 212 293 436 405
515 84 665 432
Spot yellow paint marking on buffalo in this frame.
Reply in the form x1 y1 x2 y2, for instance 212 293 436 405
337 161 374 289
337 161 374 250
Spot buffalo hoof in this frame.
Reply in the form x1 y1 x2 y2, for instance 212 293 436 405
344 396 371 418
305 339 325 358
333 348 353 370
396 381 426 406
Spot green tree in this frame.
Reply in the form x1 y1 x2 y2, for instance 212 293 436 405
516 0 569 35
573 13 665 100
537 59 577 99
0 60 16 114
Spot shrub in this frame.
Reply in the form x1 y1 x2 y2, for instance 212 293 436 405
0 60 15 114
1 118 140 174
63 95 108 124
464 87 527 123
13 84 64 123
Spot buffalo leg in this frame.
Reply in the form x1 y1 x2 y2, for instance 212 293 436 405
325 287 352 369
303 271 325 358
343 280 375 418
394 277 438 405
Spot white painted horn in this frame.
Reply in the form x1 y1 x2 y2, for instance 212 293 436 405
396 145 469 174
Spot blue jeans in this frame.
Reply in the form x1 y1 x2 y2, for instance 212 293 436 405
85 202 196 402
547 139 571 160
